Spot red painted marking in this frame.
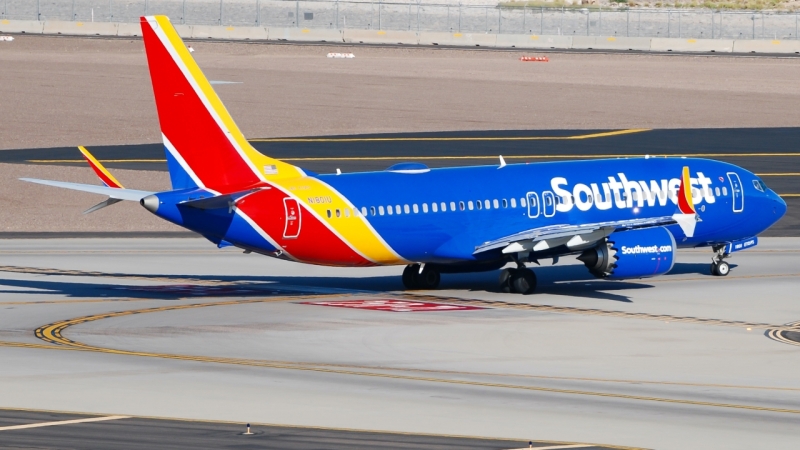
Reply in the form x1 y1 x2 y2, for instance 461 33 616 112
141 19 259 192
302 299 484 312
237 188 372 266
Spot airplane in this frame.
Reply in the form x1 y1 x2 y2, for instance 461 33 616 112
22 15 787 295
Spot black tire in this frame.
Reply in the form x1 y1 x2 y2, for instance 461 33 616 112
415 266 441 290
511 269 537 295
402 264 420 289
498 268 515 293
714 261 730 277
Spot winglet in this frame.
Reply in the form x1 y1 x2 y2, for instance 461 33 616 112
672 166 698 238
79 146 124 189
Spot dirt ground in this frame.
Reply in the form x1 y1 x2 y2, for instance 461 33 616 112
1 35 799 233
2 35 800 151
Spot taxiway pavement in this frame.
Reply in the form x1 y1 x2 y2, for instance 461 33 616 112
1 238 799 449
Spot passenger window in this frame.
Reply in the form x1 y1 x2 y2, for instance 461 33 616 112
450 202 456 211
510 198 517 208
502 199 508 208
422 204 428 213
412 204 419 213
379 206 385 215
715 187 720 196
484 200 490 209
344 208 350 218
493 199 499 209
520 198 527 207
335 209 341 218
459 201 465 211
432 203 438 212
326 210 332 218
404 205 410 214
587 195 593 204
722 186 728 196
370 206 376 216
474 200 481 210
361 207 367 217
468 201 474 210
387 205 393 215
443 202 449 211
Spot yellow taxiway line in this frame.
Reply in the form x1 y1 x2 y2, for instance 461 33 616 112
10 296 798 416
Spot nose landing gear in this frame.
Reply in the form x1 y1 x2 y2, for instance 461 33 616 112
710 245 730 277
499 265 537 295
402 264 441 290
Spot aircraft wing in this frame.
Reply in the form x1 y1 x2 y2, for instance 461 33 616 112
473 216 679 256
20 178 154 201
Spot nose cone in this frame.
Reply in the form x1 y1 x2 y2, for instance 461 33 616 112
140 195 160 213
773 193 788 222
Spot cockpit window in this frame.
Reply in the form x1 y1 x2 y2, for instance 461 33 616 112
752 179 768 192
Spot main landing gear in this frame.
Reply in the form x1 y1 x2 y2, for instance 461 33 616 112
498 265 537 295
402 264 441 290
710 245 730 277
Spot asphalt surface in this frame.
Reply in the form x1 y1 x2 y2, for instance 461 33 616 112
4 127 798 235
0 409 586 450
1 238 800 450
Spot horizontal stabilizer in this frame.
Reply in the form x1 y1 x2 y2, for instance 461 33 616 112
83 198 123 214
20 178 154 201
178 187 269 210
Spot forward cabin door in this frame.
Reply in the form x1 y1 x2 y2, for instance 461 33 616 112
542 191 556 217
283 198 301 239
727 172 744 213
526 192 540 218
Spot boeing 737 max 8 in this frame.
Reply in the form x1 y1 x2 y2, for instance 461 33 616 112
22 16 787 294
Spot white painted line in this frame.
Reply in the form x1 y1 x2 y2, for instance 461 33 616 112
507 445 593 450
0 415 129 431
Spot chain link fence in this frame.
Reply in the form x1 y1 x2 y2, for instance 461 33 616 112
2 0 799 39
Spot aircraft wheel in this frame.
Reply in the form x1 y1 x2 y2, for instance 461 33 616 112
713 261 730 277
415 266 441 290
402 264 420 289
511 269 537 295
710 263 717 275
498 268 516 293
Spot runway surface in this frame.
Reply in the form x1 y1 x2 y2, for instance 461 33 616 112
4 127 799 235
1 238 800 449
0 409 580 450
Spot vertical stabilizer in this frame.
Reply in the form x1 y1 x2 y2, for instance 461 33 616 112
139 16 303 193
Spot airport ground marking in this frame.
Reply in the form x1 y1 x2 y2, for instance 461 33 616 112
0 415 129 432
4 335 799 394
398 294 800 333
23 298 800 415
249 129 651 143
0 408 641 450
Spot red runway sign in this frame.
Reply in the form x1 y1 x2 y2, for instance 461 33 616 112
302 299 483 312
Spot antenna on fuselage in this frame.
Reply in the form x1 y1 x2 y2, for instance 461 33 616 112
498 155 507 169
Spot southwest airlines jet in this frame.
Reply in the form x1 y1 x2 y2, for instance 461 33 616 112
23 16 787 294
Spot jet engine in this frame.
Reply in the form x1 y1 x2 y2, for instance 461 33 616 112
578 227 677 279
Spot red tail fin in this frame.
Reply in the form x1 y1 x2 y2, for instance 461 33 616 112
140 16 303 193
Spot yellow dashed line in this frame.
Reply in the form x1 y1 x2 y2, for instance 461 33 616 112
250 129 651 142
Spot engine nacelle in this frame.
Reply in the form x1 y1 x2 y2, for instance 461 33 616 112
578 227 676 279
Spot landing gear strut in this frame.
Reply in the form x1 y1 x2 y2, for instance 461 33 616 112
499 264 537 295
710 245 730 277
402 264 441 290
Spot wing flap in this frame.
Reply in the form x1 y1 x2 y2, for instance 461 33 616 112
474 216 678 256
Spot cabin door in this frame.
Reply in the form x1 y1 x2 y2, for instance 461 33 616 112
726 172 744 213
526 192 540 218
283 198 301 239
542 191 556 217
